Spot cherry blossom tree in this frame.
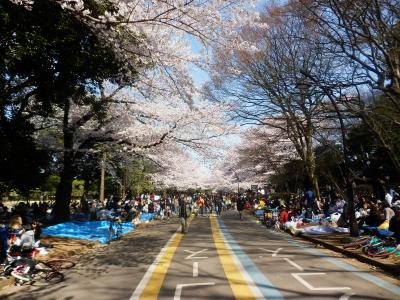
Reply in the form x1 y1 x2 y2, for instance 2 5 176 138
206 7 331 199
216 125 297 191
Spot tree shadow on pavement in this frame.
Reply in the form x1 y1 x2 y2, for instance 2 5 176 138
0 219 180 300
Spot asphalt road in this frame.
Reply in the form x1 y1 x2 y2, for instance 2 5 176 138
1 211 400 300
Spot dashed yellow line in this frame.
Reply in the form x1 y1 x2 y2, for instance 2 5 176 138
210 215 257 300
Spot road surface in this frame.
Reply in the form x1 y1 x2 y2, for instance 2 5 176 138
2 211 400 300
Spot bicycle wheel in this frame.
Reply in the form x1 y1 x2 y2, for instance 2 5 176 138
43 259 75 270
10 259 35 282
11 266 32 283
362 237 382 253
343 236 371 249
31 271 64 286
367 245 400 257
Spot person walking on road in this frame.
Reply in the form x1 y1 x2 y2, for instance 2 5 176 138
216 196 223 215
179 194 191 233
197 195 205 217
237 196 246 220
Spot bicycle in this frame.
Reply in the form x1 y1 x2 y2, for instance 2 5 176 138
11 258 75 286
361 236 387 253
365 238 400 258
0 246 40 279
343 236 373 250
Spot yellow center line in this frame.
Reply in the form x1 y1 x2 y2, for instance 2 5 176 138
138 217 193 300
139 232 184 300
210 215 257 300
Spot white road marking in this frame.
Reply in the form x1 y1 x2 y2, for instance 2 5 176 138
173 282 215 300
215 217 265 299
339 292 356 300
184 249 208 259
292 273 351 291
129 230 180 300
259 247 294 257
284 258 304 271
193 262 199 277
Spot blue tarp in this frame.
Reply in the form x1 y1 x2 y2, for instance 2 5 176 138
140 213 156 221
42 221 134 244
361 226 394 237
70 212 157 222
43 213 156 243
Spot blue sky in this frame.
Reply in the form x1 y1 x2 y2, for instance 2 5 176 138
187 0 270 155
189 0 269 87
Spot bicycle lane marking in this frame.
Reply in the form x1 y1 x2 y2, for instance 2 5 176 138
216 217 285 300
129 218 193 300
210 214 264 300
269 230 400 297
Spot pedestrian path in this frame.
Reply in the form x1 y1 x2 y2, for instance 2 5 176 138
133 211 400 300
3 212 399 300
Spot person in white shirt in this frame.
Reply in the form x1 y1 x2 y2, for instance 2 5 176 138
385 192 393 206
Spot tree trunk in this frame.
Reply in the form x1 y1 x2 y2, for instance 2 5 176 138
305 134 321 201
99 152 106 204
80 175 91 205
312 175 320 203
54 134 74 222
345 177 358 237
54 99 74 222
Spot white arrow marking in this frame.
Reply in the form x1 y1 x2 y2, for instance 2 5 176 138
292 273 351 291
173 282 215 300
259 247 294 257
284 258 304 271
184 249 208 260
193 262 198 277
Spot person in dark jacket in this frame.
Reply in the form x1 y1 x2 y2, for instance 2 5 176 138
237 196 246 220
179 195 191 233
389 208 400 242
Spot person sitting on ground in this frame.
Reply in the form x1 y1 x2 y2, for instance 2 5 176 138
327 198 338 215
357 202 370 227
376 202 395 230
322 198 330 218
388 208 400 242
385 191 393 207
335 196 346 214
0 219 8 264
278 206 289 225
383 202 395 222
0 215 24 264
8 215 23 234
132 211 141 226
365 204 381 227
31 221 42 242
287 205 296 219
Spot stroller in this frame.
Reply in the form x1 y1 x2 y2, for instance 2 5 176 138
263 207 279 229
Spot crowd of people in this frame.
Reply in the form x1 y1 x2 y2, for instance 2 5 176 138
250 189 400 241
1 188 400 264
0 191 230 263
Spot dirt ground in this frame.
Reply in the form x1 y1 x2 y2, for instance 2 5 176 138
0 217 179 292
